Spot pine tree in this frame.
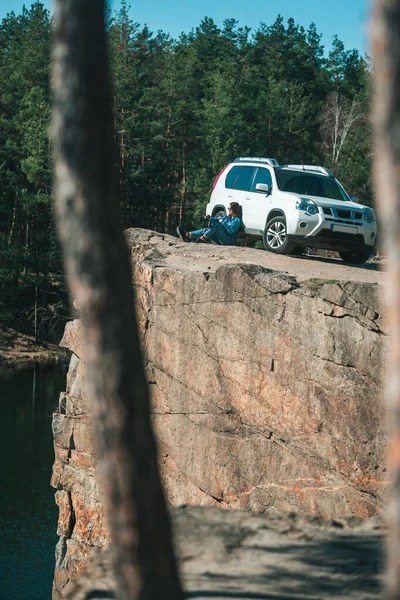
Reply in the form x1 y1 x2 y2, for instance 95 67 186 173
0 3 65 337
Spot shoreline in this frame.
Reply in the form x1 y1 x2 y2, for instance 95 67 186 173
0 324 70 370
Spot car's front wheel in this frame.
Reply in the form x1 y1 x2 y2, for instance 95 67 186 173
338 249 372 264
263 216 296 254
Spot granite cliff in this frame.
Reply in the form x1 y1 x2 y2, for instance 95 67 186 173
51 229 388 598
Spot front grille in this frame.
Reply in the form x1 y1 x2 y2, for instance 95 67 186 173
336 209 351 219
322 206 363 225
319 230 365 243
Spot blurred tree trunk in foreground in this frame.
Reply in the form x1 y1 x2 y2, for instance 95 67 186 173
372 0 400 598
51 1 184 599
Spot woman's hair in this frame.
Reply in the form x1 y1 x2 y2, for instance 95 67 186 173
229 202 240 217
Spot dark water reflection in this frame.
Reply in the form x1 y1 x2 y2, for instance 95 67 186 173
0 363 68 600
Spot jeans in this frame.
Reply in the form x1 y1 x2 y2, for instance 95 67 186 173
190 221 235 245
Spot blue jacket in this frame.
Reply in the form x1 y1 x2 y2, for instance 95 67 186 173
210 215 241 240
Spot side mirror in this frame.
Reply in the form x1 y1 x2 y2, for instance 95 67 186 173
350 196 359 203
255 183 270 194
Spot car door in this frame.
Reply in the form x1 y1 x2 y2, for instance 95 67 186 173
243 167 274 234
226 166 256 228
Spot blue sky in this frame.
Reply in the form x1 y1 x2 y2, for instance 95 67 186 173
0 0 371 55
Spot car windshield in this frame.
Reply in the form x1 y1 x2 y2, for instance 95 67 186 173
274 169 349 202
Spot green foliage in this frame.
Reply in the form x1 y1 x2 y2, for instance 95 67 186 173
0 3 67 339
0 4 374 336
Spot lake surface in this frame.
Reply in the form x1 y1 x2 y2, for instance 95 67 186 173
0 363 68 600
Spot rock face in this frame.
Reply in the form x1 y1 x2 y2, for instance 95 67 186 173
51 229 388 598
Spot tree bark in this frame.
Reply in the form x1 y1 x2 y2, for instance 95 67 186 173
372 1 400 598
51 2 184 599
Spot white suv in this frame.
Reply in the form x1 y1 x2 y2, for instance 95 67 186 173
205 157 377 264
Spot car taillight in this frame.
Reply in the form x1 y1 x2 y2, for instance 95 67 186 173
211 165 229 191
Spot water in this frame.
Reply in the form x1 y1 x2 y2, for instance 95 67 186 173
0 363 68 600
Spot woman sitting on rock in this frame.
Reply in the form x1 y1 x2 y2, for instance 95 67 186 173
177 202 242 245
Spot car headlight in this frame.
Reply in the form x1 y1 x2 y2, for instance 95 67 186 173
296 198 319 216
364 208 376 223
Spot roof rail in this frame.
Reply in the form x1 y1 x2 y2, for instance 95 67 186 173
283 164 334 177
234 157 279 167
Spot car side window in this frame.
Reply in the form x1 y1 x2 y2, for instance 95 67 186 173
225 166 241 189
234 166 256 191
252 167 272 192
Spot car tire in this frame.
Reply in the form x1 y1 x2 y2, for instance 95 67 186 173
214 210 226 218
263 216 296 254
338 249 372 264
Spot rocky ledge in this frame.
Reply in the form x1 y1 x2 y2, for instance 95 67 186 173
62 505 384 600
51 228 388 598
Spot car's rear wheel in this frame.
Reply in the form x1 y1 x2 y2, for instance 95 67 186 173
214 210 226 219
339 249 372 264
263 216 296 254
